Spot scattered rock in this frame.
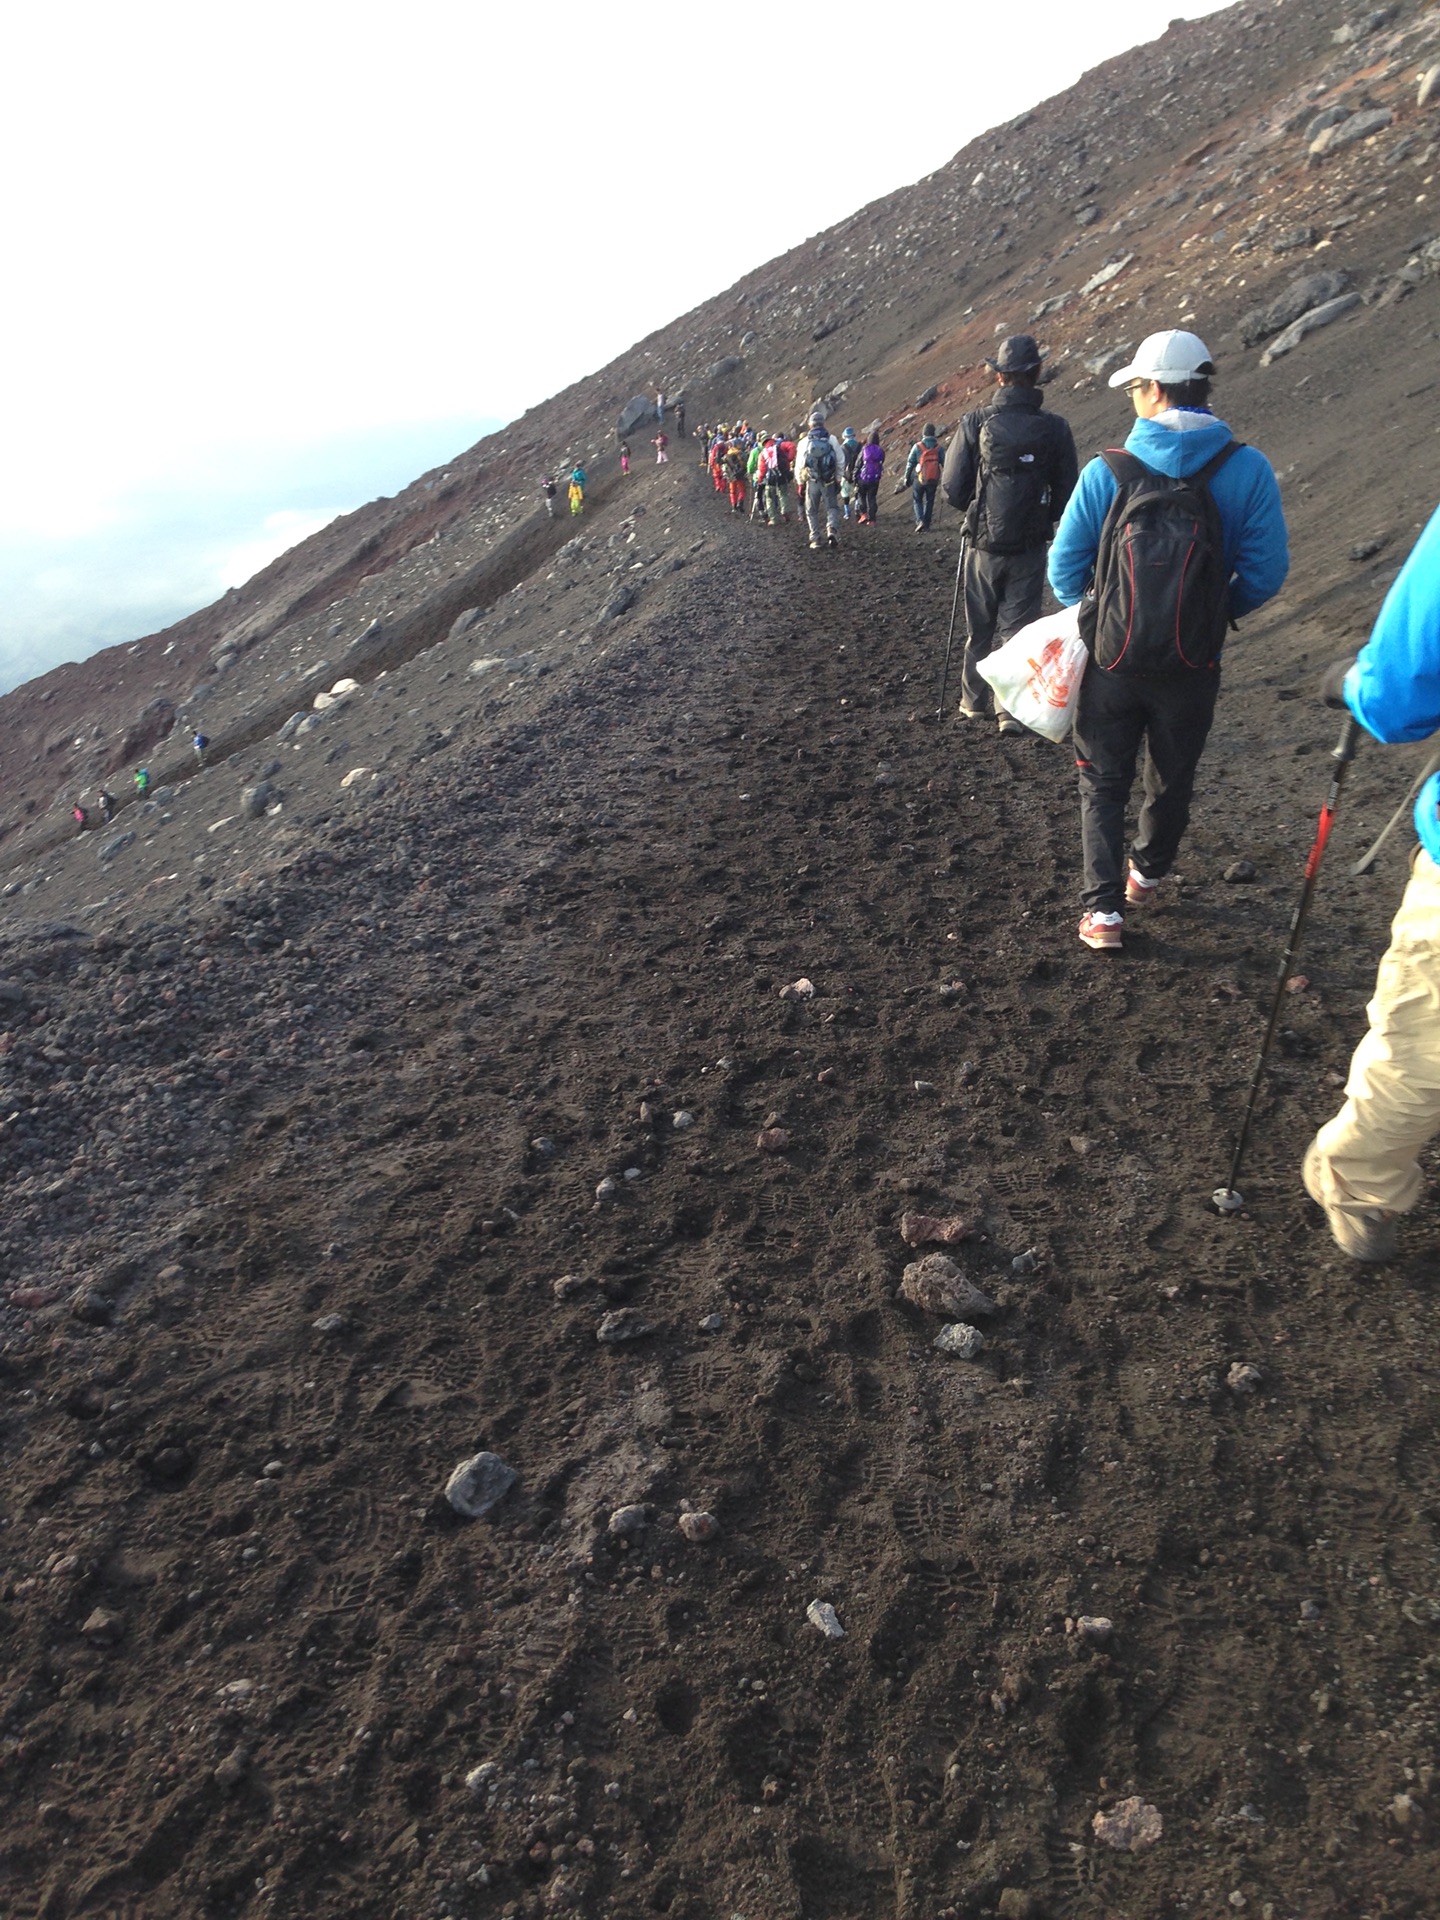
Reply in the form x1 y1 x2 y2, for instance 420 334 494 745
997 1893 1040 1920
671 1110 695 1131
214 1746 249 1790
678 1510 720 1542
1311 109 1392 159
240 782 276 819
595 1177 620 1201
756 1127 791 1153
1420 63 1440 110
311 1312 349 1335
1300 1597 1323 1622
778 977 815 1001
1271 224 1317 254
607 1504 649 1538
698 1313 725 1333
1075 203 1101 227
1092 1797 1163 1852
464 1761 500 1794
553 1272 593 1301
705 355 742 382
595 586 636 628
80 1606 124 1646
69 1288 114 1326
932 1322 986 1360
1227 1362 1264 1395
899 1253 997 1319
444 1451 517 1519
1349 535 1388 561
448 607 483 639
1303 104 1351 144
1076 1614 1114 1646
1011 1249 1039 1275
915 384 939 407
1223 859 1258 883
899 1210 981 1248
1260 292 1362 365
596 1308 654 1344
468 656 503 679
97 831 136 865
806 1599 845 1640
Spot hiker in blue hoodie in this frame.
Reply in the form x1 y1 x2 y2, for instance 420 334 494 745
1048 329 1288 952
1302 503 1440 1263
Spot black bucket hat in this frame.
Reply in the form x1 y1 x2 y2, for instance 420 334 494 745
986 333 1043 373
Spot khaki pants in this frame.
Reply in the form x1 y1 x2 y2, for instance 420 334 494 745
1312 847 1440 1214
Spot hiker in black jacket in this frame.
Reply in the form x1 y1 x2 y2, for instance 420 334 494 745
942 333 1079 735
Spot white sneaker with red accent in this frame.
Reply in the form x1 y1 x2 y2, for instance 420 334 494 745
1078 911 1123 952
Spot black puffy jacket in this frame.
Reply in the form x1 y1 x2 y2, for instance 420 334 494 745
942 385 1079 553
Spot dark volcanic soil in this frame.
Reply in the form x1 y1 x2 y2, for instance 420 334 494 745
0 438 1436 1920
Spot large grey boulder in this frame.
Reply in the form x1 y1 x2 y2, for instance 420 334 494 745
1259 293 1362 365
1239 270 1351 346
704 355 742 383
1310 108 1392 157
617 395 653 437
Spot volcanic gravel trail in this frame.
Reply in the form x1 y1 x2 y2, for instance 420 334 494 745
0 462 1436 1919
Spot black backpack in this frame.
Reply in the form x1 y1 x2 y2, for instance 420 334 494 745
1079 442 1242 674
807 430 837 485
771 443 791 485
968 407 1059 552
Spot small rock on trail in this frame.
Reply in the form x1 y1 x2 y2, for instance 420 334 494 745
1092 1797 1164 1852
899 1253 997 1319
444 1451 517 1519
899 1209 981 1247
596 1308 654 1344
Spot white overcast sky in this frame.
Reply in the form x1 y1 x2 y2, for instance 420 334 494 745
0 0 1229 691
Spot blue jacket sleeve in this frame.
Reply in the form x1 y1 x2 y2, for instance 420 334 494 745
1344 503 1440 744
1226 451 1289 620
1047 457 1116 606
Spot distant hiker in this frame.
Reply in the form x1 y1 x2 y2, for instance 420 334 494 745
192 731 209 766
1048 328 1288 952
675 401 686 442
619 443 631 476
839 427 861 520
904 423 947 533
568 464 587 516
944 333 1079 734
656 391 666 423
134 767 151 798
722 439 748 515
747 438 769 522
709 431 727 494
855 430 885 524
653 431 669 464
764 433 793 525
96 788 115 823
796 409 844 550
541 474 558 517
72 803 89 833
1303 501 1440 1262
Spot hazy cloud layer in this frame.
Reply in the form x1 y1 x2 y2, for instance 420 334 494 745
0 416 499 696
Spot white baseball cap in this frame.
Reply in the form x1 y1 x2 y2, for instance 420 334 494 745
1107 329 1217 388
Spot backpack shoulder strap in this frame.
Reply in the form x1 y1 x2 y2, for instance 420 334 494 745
1099 449 1150 486
1193 438 1243 487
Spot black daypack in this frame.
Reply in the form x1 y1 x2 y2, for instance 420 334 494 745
807 430 837 485
772 443 791 485
968 407 1057 552
1079 441 1243 673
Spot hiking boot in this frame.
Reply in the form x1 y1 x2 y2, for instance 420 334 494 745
809 539 821 550
1302 1140 1399 1263
914 522 926 534
827 534 839 548
1078 911 1123 952
957 702 988 720
1126 865 1162 906
997 715 1026 737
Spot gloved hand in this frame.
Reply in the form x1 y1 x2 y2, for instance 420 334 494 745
1319 654 1358 709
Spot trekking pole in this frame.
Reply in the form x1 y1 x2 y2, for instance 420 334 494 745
1351 743 1440 874
936 533 968 719
1213 712 1362 1214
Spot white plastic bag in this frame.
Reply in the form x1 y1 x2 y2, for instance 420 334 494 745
975 604 1087 742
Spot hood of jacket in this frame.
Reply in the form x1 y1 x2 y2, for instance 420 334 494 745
989 384 1045 416
1124 410 1235 477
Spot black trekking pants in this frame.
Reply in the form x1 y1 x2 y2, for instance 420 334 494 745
959 543 1047 715
1072 665 1222 916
